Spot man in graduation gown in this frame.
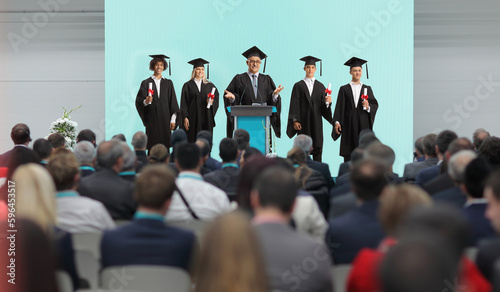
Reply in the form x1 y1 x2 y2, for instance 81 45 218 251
224 46 284 139
136 54 179 150
180 58 219 143
286 56 333 162
332 57 378 162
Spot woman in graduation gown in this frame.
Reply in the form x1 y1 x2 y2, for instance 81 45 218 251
135 54 179 150
180 58 219 143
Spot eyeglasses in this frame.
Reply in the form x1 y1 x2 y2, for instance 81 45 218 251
248 60 262 65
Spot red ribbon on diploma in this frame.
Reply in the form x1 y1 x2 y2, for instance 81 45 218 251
361 94 368 101
148 89 154 96
207 93 215 99
325 88 332 95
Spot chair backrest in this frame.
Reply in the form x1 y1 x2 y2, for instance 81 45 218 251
114 219 132 227
75 250 101 289
101 265 191 292
465 247 479 262
72 232 103 259
167 220 208 237
55 270 73 292
332 264 352 292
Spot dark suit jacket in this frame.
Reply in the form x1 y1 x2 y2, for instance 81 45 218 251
328 192 357 219
476 238 500 282
0 146 35 167
78 168 137 220
306 157 334 190
415 164 440 186
423 173 455 195
433 186 466 208
337 162 351 177
403 157 439 181
203 166 240 201
462 202 496 246
101 218 196 271
135 150 149 173
327 200 385 264
205 157 222 172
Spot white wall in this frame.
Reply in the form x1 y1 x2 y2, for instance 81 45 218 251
0 0 104 152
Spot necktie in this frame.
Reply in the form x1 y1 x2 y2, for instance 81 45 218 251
252 74 258 99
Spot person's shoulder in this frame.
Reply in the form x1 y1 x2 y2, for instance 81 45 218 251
314 79 326 88
165 225 196 241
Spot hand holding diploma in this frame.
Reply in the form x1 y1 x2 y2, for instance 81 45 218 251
146 82 153 104
207 88 216 109
361 88 369 110
325 83 332 108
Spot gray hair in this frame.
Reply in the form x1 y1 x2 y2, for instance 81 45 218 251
293 134 313 155
448 150 477 183
131 131 148 149
97 140 124 169
73 141 96 165
121 142 136 171
364 142 396 171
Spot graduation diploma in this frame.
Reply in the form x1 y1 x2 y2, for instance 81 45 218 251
361 88 368 110
207 87 216 109
325 83 332 108
147 83 153 104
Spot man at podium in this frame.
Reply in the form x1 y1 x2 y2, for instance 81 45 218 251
224 46 283 138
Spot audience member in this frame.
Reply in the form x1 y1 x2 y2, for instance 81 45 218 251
73 141 96 177
131 131 149 172
413 136 425 162
165 143 229 221
479 136 500 167
251 166 332 292
170 129 187 160
111 133 126 142
77 129 97 147
234 128 250 164
197 130 222 171
0 123 32 167
293 134 334 190
47 150 115 232
101 165 196 272
472 128 490 152
195 211 268 292
204 138 240 201
403 133 438 181
119 142 138 182
326 159 387 264
240 146 263 168
33 138 53 165
236 157 277 213
148 143 169 164
195 138 213 175
78 140 137 220
47 133 66 149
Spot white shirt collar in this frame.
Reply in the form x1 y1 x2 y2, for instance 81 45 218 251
349 80 363 86
303 77 315 83
247 71 259 78
464 198 488 208
151 75 164 81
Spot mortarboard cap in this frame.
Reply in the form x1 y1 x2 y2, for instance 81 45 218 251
149 54 171 76
300 56 322 76
242 46 267 73
188 58 210 79
344 57 369 79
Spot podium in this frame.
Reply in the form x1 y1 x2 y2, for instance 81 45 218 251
228 105 277 155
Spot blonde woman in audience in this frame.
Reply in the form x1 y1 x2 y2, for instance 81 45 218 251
148 143 169 164
347 184 432 292
195 211 268 292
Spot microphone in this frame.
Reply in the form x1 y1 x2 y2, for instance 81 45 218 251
239 83 247 106
256 87 265 106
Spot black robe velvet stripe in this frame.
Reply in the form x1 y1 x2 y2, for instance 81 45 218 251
286 79 333 149
331 84 378 157
224 73 281 138
180 80 219 143
135 77 180 149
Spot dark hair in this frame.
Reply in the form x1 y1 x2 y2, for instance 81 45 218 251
422 134 437 156
33 139 53 161
485 170 500 200
236 157 277 211
10 123 31 144
479 137 500 166
219 138 238 162
472 128 490 150
359 129 375 142
436 130 458 154
47 133 65 149
253 166 297 213
196 138 210 157
111 133 126 142
414 137 424 155
351 147 365 164
464 157 492 198
197 130 213 147
359 134 380 149
243 147 263 162
171 129 188 159
149 57 167 71
176 142 201 170
77 129 96 144
350 159 388 201
135 165 176 209
234 129 250 150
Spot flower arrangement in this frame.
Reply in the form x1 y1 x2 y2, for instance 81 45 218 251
49 105 82 149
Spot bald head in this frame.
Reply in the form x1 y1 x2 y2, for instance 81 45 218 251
97 140 124 171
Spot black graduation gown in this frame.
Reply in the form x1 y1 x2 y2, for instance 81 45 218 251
135 77 180 149
180 80 219 143
286 79 333 149
331 84 378 158
224 73 281 138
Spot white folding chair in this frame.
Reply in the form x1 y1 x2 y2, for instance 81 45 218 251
100 265 191 292
75 250 101 289
332 264 352 292
56 270 74 292
72 232 103 259
167 220 209 237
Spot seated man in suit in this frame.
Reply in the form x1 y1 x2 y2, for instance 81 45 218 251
204 138 240 201
77 129 97 147
326 159 387 264
415 130 457 186
251 166 332 292
48 133 66 150
131 131 149 173
403 133 439 182
0 123 32 167
433 150 477 208
33 138 53 166
165 142 230 221
78 140 137 220
47 150 115 233
118 142 137 182
461 157 494 246
101 165 196 272
293 134 334 191
476 170 500 282
197 130 222 172
74 141 96 177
